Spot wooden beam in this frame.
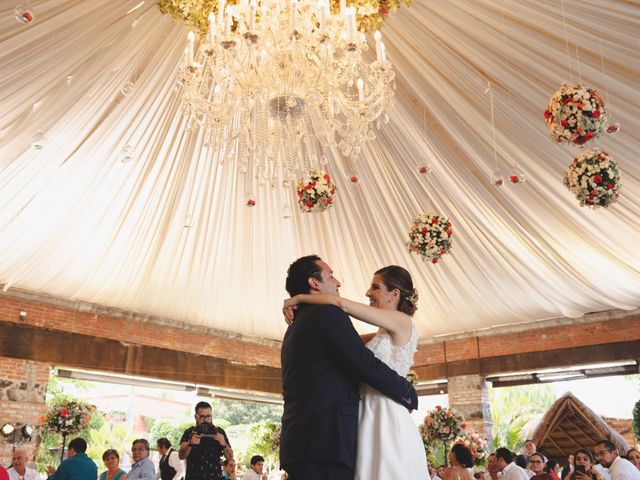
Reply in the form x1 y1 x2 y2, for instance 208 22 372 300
413 340 640 381
0 321 282 394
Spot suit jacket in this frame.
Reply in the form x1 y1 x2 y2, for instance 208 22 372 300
279 304 418 470
48 452 98 480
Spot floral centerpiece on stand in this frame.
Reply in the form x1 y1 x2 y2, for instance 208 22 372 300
419 406 465 465
407 213 453 264
41 399 95 462
296 170 337 213
543 84 608 146
563 149 621 209
157 0 413 36
454 431 488 466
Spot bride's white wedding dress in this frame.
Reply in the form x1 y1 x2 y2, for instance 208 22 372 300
354 321 430 479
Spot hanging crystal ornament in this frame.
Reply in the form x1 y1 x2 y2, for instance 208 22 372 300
31 132 47 150
119 144 136 162
490 170 505 187
14 4 34 24
120 81 135 96
508 165 526 185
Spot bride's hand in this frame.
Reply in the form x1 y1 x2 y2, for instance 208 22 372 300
282 297 299 325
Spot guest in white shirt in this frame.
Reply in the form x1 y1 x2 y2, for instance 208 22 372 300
241 456 267 480
7 450 38 480
496 448 530 480
594 440 640 480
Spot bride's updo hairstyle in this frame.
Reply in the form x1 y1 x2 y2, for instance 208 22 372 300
374 265 418 316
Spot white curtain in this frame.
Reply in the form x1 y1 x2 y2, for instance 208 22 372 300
0 0 638 340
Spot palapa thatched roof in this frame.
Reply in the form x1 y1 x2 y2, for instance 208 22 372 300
531 392 630 462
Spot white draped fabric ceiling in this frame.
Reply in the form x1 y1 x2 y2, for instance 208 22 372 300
0 0 639 341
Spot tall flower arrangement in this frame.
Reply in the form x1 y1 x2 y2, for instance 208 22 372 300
41 399 95 436
563 149 620 208
544 84 608 146
419 406 465 464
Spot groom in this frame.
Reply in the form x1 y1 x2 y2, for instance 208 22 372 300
280 255 418 480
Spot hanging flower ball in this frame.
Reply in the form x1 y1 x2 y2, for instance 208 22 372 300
490 170 505 187
296 170 337 213
563 149 620 209
508 165 527 185
544 83 608 146
246 198 256 207
350 175 359 183
14 7 34 24
418 165 432 175
407 213 453 263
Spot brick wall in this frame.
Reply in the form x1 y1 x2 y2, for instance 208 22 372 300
0 356 49 465
0 291 280 368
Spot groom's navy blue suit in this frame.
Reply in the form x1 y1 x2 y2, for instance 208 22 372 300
280 303 418 480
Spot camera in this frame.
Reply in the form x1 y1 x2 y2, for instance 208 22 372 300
575 465 586 474
195 422 218 438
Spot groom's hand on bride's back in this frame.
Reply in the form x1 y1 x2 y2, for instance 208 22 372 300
401 384 419 411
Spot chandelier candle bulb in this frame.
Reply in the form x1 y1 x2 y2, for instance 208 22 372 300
357 78 364 101
374 31 382 61
291 0 297 32
187 31 195 65
345 8 356 43
208 13 216 45
218 0 226 28
340 0 346 14
182 46 189 67
380 42 386 62
224 8 232 36
249 1 256 32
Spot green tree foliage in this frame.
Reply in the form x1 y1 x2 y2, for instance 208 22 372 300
86 422 137 469
246 421 279 462
489 384 556 451
632 399 640 441
210 399 282 425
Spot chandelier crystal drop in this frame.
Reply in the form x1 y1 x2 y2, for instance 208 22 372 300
176 0 396 185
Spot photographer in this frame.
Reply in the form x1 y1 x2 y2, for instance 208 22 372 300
180 402 233 480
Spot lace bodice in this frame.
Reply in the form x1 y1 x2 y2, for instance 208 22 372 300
365 321 417 377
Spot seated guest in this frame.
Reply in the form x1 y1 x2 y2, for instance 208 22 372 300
561 456 575 480
546 459 562 480
99 449 126 480
566 449 604 480
221 459 237 480
524 442 537 456
47 438 98 480
128 439 155 480
8 449 39 480
485 453 500 480
241 456 267 480
496 448 530 480
595 440 640 480
444 444 474 480
627 450 640 471
430 465 441 480
516 454 534 479
530 453 548 477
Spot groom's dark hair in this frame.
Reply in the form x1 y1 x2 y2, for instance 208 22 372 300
286 255 322 296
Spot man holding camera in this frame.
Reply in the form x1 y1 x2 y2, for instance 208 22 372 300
180 402 233 480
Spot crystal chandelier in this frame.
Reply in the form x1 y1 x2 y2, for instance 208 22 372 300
176 0 396 185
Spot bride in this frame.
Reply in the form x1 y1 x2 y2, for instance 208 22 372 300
284 265 429 479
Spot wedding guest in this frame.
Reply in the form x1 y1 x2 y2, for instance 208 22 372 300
443 444 474 480
627 450 640 471
561 455 575 480
485 453 500 480
516 455 534 479
128 439 155 480
524 442 537 456
565 449 604 480
438 466 448 479
221 459 237 480
156 438 184 480
496 447 530 480
47 438 98 480
546 459 562 480
8 449 39 480
594 440 640 480
430 465 441 480
99 449 126 480
529 453 547 476
241 456 267 480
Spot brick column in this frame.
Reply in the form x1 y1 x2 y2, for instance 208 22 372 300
447 374 493 450
0 357 50 465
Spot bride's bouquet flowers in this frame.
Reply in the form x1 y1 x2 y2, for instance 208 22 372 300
296 170 337 213
563 149 620 209
455 431 488 466
42 399 95 435
544 84 608 146
407 213 453 264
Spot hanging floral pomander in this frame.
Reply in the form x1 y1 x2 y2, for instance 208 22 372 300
544 83 608 146
296 170 337 213
563 149 620 209
407 213 453 264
